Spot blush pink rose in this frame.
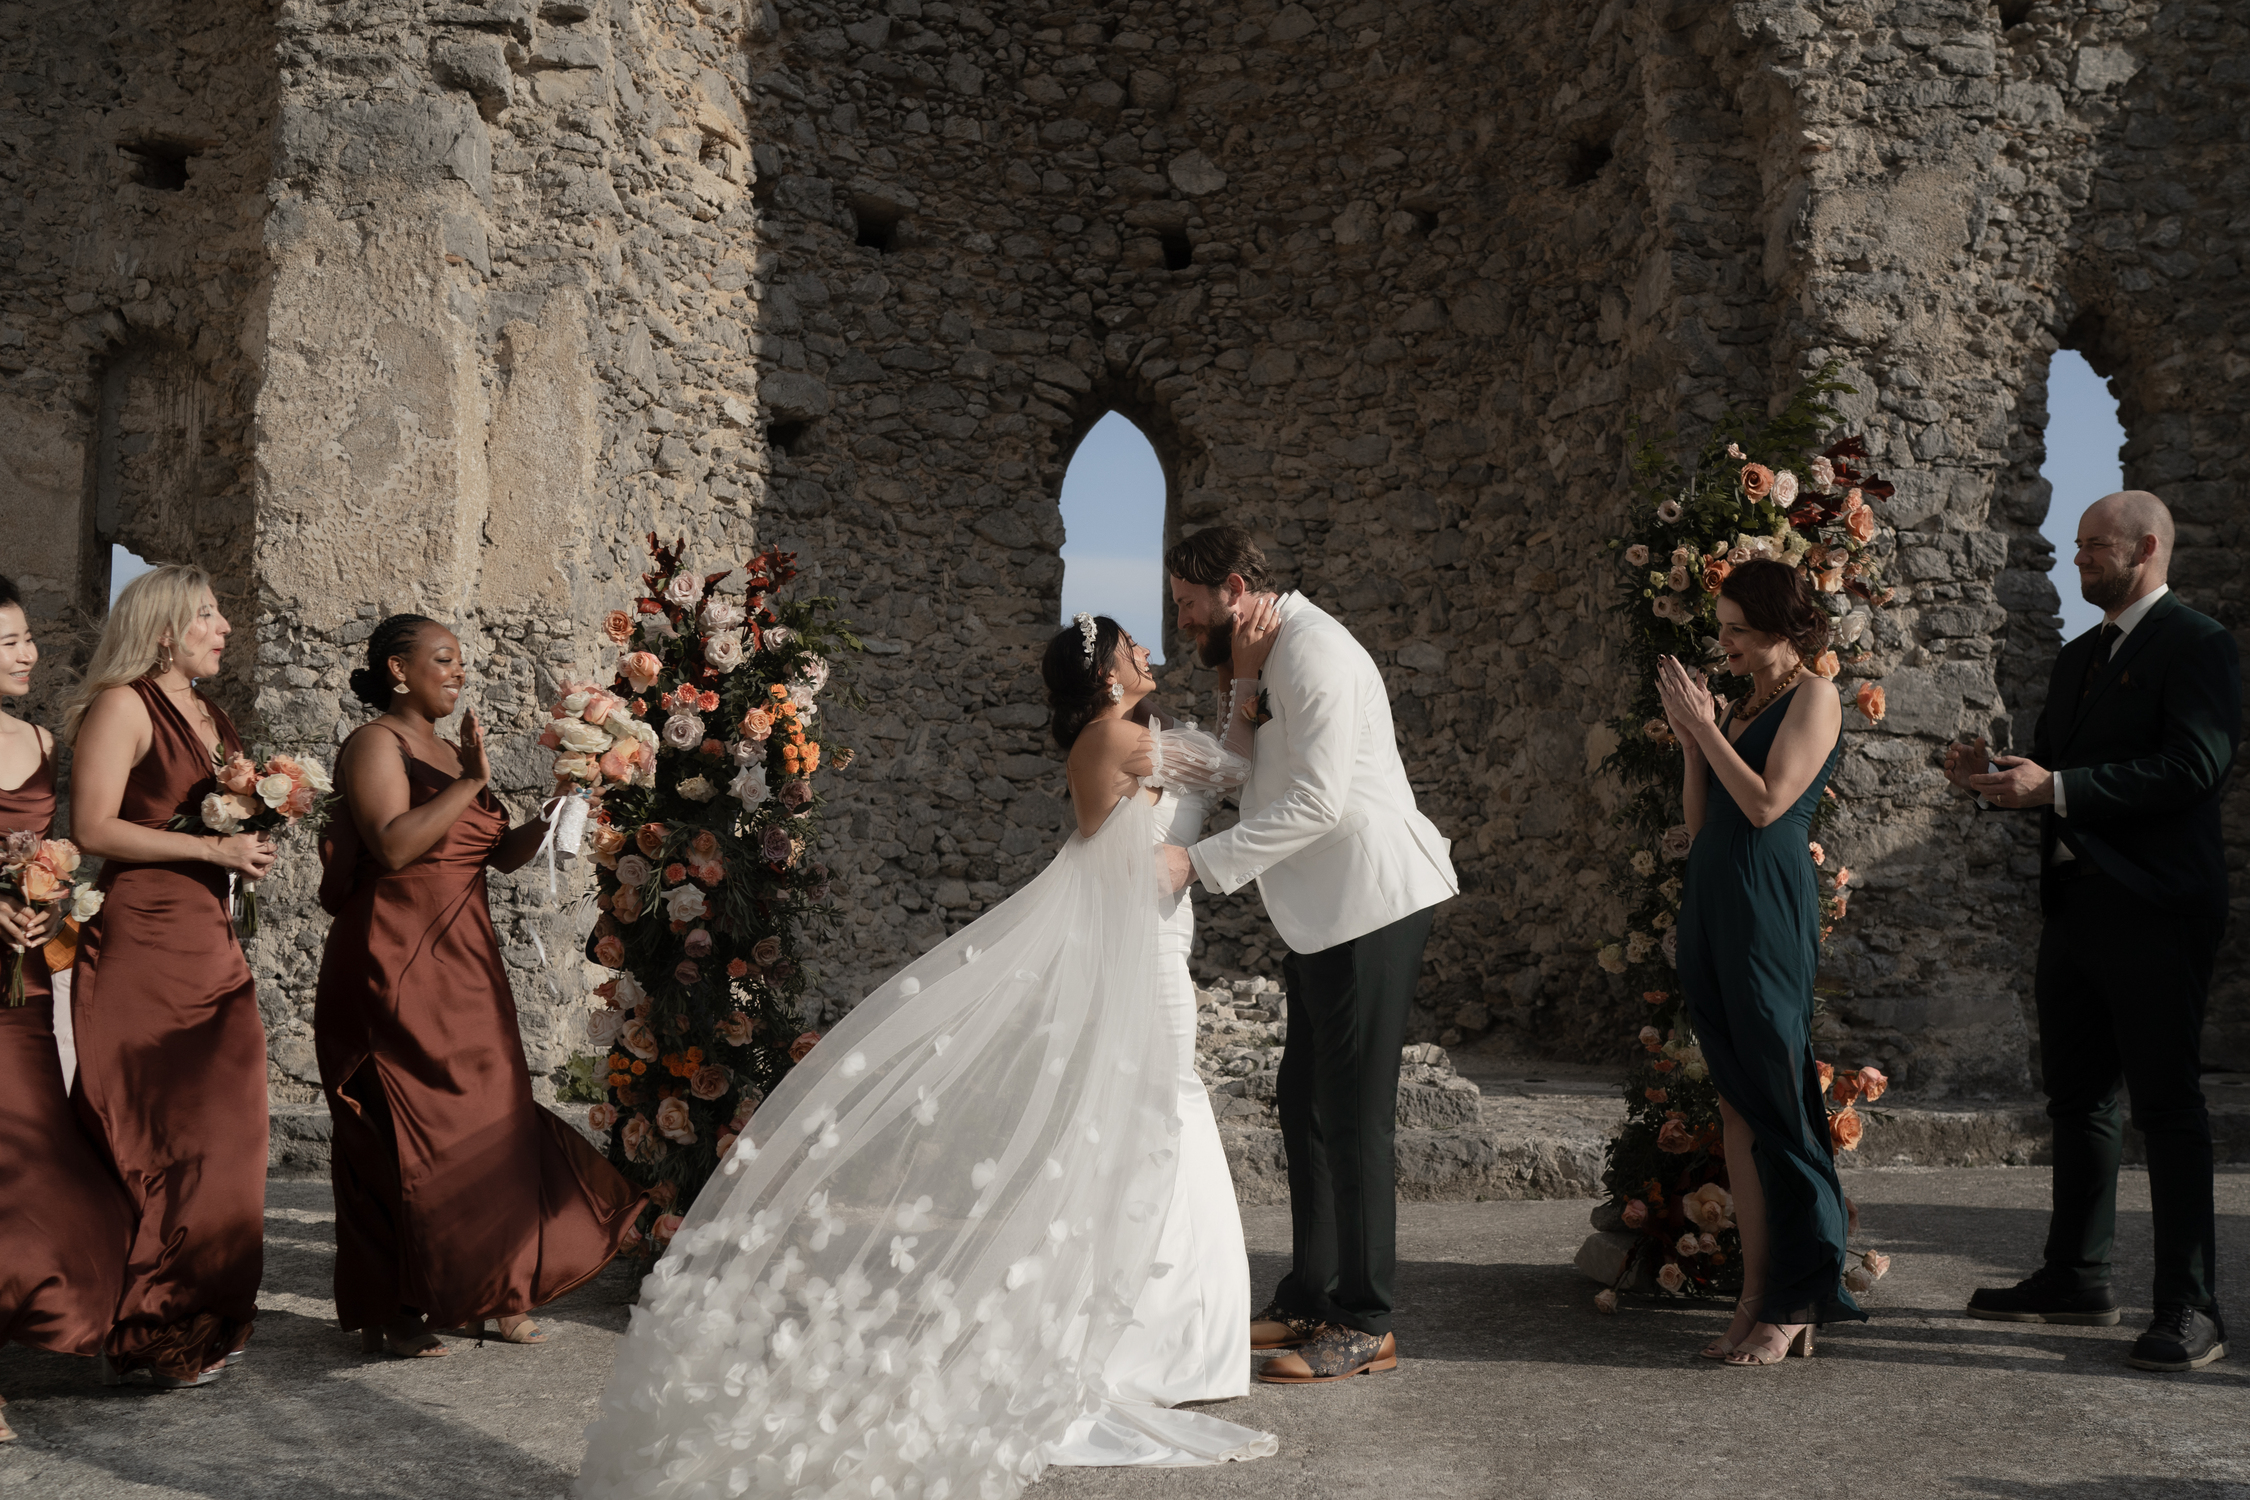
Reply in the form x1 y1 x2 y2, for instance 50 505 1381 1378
586 1103 617 1131
655 1096 696 1144
689 1064 730 1100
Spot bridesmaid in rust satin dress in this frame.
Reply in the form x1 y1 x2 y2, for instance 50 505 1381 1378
0 576 134 1437
66 565 277 1388
317 615 642 1358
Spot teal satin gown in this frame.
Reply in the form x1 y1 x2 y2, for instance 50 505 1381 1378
1677 686 1865 1328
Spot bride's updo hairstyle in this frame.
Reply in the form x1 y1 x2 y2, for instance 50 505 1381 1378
1719 559 1830 664
347 613 441 712
1041 613 1124 750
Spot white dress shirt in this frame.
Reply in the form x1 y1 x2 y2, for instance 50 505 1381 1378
2051 583 2167 843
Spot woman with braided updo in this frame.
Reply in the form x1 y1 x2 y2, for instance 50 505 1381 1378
315 614 642 1358
1658 558 1864 1368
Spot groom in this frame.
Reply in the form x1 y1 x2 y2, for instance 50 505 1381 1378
1158 524 1459 1383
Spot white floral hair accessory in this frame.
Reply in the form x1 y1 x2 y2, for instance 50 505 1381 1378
1073 612 1098 665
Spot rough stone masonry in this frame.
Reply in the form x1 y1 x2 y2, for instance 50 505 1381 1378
0 0 2243 1120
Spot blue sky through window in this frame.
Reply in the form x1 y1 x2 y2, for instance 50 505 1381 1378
111 544 155 606
1059 411 1167 661
2037 351 2125 643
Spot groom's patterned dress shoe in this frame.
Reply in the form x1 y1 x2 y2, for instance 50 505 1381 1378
1249 1301 1320 1352
2128 1304 2228 1372
1255 1326 1397 1383
1965 1276 2121 1326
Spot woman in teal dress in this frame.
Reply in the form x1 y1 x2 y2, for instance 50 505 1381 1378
1659 559 1864 1367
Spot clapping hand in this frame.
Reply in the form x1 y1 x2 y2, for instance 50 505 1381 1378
1655 655 1716 749
1942 736 1990 795
1229 594 1283 679
456 707 491 787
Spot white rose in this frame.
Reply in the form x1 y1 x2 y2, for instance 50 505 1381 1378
701 595 746 631
300 758 334 795
559 691 592 717
614 973 646 1010
255 773 294 810
788 683 817 720
614 853 652 889
730 764 769 809
662 884 709 922
730 738 762 767
703 631 745 672
662 712 705 750
794 654 830 693
70 885 104 922
1772 469 1800 506
664 572 701 608
625 718 660 748
764 626 796 649
1657 1262 1686 1293
556 719 610 754
679 775 719 802
587 1008 624 1047
200 792 244 835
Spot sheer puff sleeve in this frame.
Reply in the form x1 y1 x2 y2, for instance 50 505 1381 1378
1141 682 1256 793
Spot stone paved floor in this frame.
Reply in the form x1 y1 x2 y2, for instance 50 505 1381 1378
1 1170 2244 1499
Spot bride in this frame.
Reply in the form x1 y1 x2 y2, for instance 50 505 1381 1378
575 604 1283 1500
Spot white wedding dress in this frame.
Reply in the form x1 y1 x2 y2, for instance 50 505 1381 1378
576 720 1274 1500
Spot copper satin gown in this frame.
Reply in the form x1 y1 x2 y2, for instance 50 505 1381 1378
71 679 268 1378
314 723 642 1332
0 737 134 1359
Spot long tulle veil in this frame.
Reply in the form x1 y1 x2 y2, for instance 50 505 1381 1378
578 794 1180 1500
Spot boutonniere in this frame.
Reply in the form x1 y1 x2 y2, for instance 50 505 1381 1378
1243 688 1273 728
2118 669 2135 690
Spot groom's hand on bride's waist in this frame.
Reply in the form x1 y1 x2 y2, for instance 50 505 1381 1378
1156 843 1195 895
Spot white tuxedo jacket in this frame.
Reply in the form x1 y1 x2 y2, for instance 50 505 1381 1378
1186 592 1457 954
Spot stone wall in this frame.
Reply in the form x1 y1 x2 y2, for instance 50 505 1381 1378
1 0 2242 1108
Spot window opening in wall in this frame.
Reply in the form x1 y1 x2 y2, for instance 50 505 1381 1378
851 197 903 254
1158 227 1193 271
1059 412 1166 660
2038 349 2125 641
119 140 196 191
1566 140 1612 187
110 544 156 607
766 419 813 458
1996 0 2036 27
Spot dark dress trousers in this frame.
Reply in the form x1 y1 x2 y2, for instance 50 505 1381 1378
2026 591 2239 1312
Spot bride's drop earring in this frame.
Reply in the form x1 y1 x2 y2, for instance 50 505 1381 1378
1107 682 1123 703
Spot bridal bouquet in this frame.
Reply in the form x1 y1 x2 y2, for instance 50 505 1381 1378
1590 368 1906 1308
174 749 335 938
0 833 101 1004
569 534 858 1257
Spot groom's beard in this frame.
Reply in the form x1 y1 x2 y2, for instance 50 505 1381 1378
2080 561 2140 611
1196 614 1236 669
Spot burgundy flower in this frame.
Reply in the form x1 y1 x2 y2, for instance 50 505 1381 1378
761 825 794 863
683 928 714 958
778 779 813 810
674 959 701 987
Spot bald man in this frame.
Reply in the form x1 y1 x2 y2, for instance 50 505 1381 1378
1944 490 2240 1371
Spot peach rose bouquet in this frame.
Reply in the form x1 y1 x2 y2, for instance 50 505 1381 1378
174 747 334 937
0 832 101 1003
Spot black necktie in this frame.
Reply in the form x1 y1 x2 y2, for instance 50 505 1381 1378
2079 623 2121 702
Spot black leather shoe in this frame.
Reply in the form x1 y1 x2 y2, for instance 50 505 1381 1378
2128 1304 2228 1372
1965 1275 2121 1325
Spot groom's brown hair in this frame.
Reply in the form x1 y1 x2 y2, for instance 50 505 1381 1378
1164 524 1273 593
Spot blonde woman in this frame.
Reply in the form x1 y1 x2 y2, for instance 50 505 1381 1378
68 565 276 1388
0 572 134 1438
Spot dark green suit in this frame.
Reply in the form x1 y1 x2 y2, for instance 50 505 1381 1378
2027 589 2239 1312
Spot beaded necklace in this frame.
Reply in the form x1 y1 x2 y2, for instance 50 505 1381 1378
1732 664 1803 725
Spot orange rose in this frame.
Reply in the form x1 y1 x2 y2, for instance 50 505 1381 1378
1815 1060 1834 1091
740 708 775 741
689 1064 731 1100
1655 1119 1695 1153
267 753 305 781
1829 1107 1864 1151
1856 1066 1888 1103
1831 1071 1863 1106
788 1030 820 1063
282 782 317 818
1845 506 1875 544
636 822 667 857
598 749 633 783
1701 560 1731 593
689 831 721 862
18 863 61 905
602 610 635 644
1855 683 1885 724
1810 650 1840 679
218 756 260 795
726 959 750 980
594 935 625 968
1739 463 1775 500
718 1010 754 1044
620 652 663 693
